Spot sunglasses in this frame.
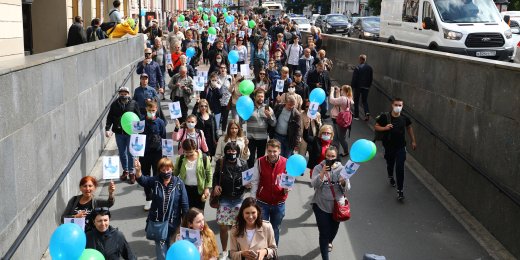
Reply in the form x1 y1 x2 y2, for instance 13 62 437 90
94 207 110 213
145 53 152 55
259 73 266 75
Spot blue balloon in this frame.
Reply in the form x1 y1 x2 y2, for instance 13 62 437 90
225 15 234 24
186 47 196 58
140 9 146 16
223 8 227 12
49 223 86 260
350 139 377 163
309 88 326 105
166 240 200 260
236 96 254 120
286 154 307 176
228 50 240 64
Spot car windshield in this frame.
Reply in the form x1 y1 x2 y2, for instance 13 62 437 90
362 18 380 28
434 0 501 23
293 18 310 24
328 15 348 22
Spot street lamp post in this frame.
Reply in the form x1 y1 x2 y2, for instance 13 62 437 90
138 0 143 33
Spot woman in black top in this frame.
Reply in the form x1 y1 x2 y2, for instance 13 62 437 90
196 99 218 157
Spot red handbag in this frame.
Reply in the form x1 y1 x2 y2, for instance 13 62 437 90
327 175 351 222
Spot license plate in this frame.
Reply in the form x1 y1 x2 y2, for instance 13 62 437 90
337 29 345 32
476 51 496 57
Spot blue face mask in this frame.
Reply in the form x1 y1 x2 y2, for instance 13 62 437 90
147 112 156 118
160 171 172 180
321 134 331 141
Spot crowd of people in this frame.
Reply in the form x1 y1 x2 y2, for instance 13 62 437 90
62 3 417 260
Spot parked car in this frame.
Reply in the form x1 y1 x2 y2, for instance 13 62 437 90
314 14 350 34
349 16 380 40
290 16 312 32
310 14 320 26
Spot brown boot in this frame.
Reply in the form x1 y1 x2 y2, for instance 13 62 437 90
129 174 136 184
120 171 129 181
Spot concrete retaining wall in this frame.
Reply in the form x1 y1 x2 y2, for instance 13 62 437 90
0 35 144 259
303 32 520 257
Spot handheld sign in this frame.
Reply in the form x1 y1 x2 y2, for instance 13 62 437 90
64 218 86 231
242 168 254 185
165 52 173 65
197 70 208 78
103 156 120 180
278 174 296 189
248 29 253 37
193 76 206 91
132 120 145 134
275 79 285 92
208 34 217 44
340 160 360 180
240 64 250 78
307 101 319 120
162 139 174 157
168 102 182 120
230 64 238 75
179 227 202 246
129 134 146 157
239 30 245 38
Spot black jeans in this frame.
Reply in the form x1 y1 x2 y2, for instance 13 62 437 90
139 151 163 201
248 138 267 168
185 185 206 212
220 105 230 131
384 146 407 191
353 87 370 118
172 96 188 124
312 204 340 260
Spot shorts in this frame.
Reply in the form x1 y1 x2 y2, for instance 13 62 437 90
216 197 243 226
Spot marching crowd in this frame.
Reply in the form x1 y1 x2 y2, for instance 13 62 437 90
62 4 417 260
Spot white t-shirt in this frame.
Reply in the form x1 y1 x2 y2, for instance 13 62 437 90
184 158 198 186
246 229 256 246
286 44 302 65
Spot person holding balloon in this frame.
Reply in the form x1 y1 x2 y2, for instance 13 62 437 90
246 88 277 168
86 207 136 260
105 86 142 183
175 208 219 260
306 62 331 118
208 53 227 77
231 37 248 72
181 29 196 52
310 146 349 260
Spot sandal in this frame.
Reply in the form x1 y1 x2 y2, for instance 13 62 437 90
328 243 333 252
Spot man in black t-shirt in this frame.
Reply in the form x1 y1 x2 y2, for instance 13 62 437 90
375 98 417 200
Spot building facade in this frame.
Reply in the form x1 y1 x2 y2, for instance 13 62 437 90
330 0 369 16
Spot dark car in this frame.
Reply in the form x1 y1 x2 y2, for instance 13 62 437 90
314 14 350 34
349 16 380 41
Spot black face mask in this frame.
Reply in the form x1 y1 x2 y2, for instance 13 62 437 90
119 96 130 103
325 159 338 168
225 153 237 161
160 171 172 180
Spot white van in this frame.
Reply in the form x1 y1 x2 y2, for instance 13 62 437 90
380 0 514 60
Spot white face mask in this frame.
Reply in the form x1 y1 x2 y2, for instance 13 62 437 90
216 58 222 63
321 134 331 141
393 106 402 114
187 122 196 129
288 87 295 93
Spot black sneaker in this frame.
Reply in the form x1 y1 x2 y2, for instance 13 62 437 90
397 190 405 201
388 177 396 187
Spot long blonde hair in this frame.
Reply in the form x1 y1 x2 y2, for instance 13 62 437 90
180 208 219 260
341 85 353 99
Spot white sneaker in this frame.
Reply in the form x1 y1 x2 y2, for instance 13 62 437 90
144 200 152 211
218 251 228 260
217 129 223 136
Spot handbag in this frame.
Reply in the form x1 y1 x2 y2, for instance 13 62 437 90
327 175 351 222
209 159 224 209
336 100 353 129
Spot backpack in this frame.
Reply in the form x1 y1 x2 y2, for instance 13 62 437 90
100 10 118 36
178 128 203 151
336 100 352 129
88 28 100 42
373 112 390 143
175 154 208 175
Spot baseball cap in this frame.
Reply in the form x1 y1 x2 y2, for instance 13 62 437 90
140 73 149 78
294 70 302 76
118 86 130 93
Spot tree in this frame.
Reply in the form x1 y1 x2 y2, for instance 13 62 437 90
368 0 382 15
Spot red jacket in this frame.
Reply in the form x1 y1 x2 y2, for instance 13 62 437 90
255 156 288 205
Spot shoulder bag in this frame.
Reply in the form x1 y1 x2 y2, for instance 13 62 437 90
327 175 351 222
146 178 180 241
209 159 224 209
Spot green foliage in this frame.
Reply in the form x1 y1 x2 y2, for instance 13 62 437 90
509 0 520 10
368 0 382 15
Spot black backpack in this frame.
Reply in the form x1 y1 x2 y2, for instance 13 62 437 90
99 10 118 36
373 112 390 143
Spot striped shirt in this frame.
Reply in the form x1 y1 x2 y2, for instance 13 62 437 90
246 105 277 140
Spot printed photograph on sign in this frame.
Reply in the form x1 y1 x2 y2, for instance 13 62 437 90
168 102 182 119
129 134 146 157
179 227 202 246
307 101 319 119
197 70 208 78
64 218 86 231
278 174 296 189
162 139 174 157
276 79 285 92
103 156 120 179
193 76 205 91
340 160 360 179
248 29 252 37
239 31 245 38
242 168 254 185
165 53 172 65
132 120 145 134
208 34 216 44
240 64 250 78
230 64 238 75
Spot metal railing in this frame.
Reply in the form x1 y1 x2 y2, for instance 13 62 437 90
1 64 137 260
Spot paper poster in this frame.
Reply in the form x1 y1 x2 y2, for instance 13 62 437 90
248 29 252 37
103 156 120 180
162 139 174 157
340 160 360 180
64 218 86 231
129 134 146 157
275 79 285 92
307 101 319 119
180 227 202 246
230 64 238 75
184 21 190 28
208 34 217 44
242 168 254 185
193 76 206 91
204 20 209 26
168 102 182 119
239 30 245 38
197 70 208 78
278 174 296 189
132 120 145 134
240 64 250 78
165 52 173 65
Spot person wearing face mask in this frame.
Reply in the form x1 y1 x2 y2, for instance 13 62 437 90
311 146 349 260
211 142 250 259
136 158 189 260
208 53 227 77
173 114 209 155
140 100 167 211
303 125 335 177
105 87 142 183
276 87 303 110
375 98 416 200
175 208 219 260
86 208 136 260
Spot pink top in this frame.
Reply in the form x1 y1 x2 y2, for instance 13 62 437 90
329 96 353 119
172 128 209 155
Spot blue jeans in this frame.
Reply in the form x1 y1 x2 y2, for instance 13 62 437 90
274 133 293 159
384 146 407 191
312 204 340 260
115 134 134 172
257 200 285 245
155 224 179 260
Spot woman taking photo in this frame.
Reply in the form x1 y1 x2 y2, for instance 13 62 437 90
62 176 115 231
195 99 219 157
310 146 349 260
229 197 277 260
176 208 219 260
329 85 353 157
212 143 250 259
135 158 189 260
214 120 250 161
303 124 334 178
173 114 209 155
86 208 136 260
253 69 270 92
173 139 213 211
